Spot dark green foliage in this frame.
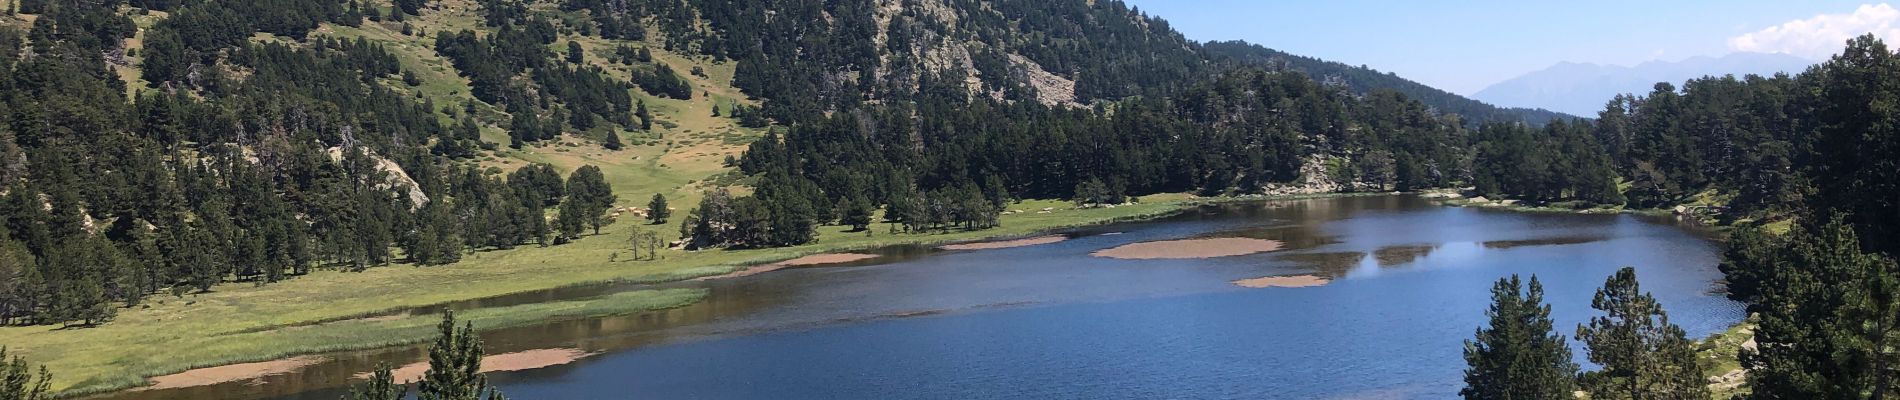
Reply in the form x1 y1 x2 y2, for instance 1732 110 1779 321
406 201 463 266
1460 275 1578 400
0 347 51 400
727 103 770 128
1810 35 1900 255
1722 217 1900 399
635 100 653 131
435 18 634 132
507 164 565 208
508 111 541 148
646 194 670 225
631 62 692 100
394 0 427 16
416 311 505 400
1470 120 1623 205
564 165 617 236
1071 178 1122 207
1574 267 1707 400
602 130 623 150
1644 40 1900 400
682 186 820 249
836 196 874 232
345 363 406 400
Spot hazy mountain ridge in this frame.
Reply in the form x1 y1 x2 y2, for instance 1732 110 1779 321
1474 52 1816 116
1202 41 1577 124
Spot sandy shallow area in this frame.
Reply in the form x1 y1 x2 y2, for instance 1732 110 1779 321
1092 237 1284 260
695 253 881 281
143 356 326 390
940 235 1069 251
369 348 592 383
773 253 880 266
1231 275 1331 288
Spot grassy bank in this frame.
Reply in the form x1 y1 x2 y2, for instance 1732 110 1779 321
1698 321 1757 399
46 289 705 396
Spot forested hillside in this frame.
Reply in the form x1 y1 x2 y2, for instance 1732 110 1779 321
1203 41 1576 124
0 0 1603 330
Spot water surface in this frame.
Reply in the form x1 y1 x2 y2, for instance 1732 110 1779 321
116 195 1742 400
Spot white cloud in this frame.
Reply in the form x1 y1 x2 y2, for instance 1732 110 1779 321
1730 3 1900 60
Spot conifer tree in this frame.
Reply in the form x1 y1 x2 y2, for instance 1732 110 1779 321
346 363 406 400
602 131 623 150
0 347 51 400
646 194 670 224
556 200 587 240
838 196 874 232
636 100 652 131
565 165 617 235
1575 267 1706 400
1461 275 1578 400
1730 217 1900 399
417 311 504 400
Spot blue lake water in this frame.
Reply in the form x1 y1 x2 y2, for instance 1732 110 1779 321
118 195 1743 400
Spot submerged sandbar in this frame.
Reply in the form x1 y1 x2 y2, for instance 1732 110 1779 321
143 356 326 390
1232 274 1331 288
371 348 592 383
1092 237 1284 259
940 235 1069 251
696 253 882 281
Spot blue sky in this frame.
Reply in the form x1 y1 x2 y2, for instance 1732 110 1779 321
1122 1 1888 95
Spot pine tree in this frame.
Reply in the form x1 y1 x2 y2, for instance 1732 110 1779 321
1732 217 1900 399
566 41 584 64
509 112 538 149
556 199 587 240
1813 34 1900 255
1575 267 1707 400
646 194 670 224
408 201 462 266
346 363 406 400
0 239 36 324
565 165 617 235
0 347 51 400
602 131 623 150
839 196 873 232
636 100 652 131
417 311 503 400
1460 275 1578 400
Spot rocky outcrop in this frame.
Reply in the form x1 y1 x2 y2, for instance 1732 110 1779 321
326 147 429 208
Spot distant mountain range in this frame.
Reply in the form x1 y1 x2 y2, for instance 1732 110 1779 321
1474 52 1816 116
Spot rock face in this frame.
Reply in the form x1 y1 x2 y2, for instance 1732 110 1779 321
1260 155 1346 195
326 147 429 208
1008 54 1078 106
868 0 1079 107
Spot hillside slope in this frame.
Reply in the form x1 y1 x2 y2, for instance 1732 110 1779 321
1203 40 1577 124
1474 52 1815 116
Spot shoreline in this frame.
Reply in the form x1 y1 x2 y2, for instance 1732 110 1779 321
49 191 1397 397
